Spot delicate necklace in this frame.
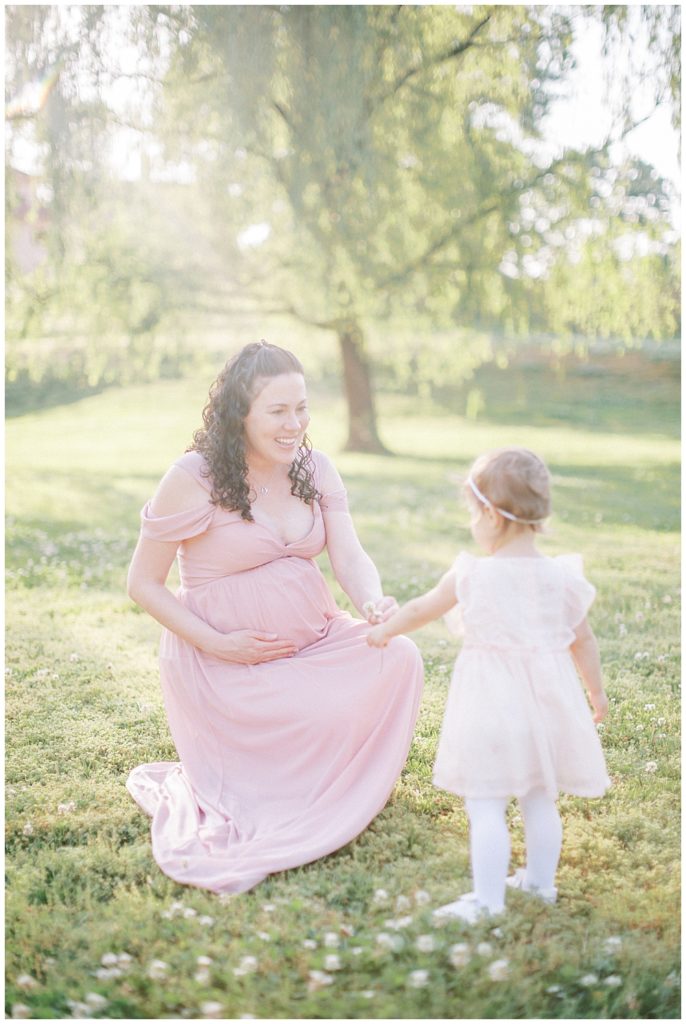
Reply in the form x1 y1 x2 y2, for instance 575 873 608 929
250 467 281 498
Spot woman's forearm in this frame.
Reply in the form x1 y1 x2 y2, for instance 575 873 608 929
128 578 221 653
333 549 385 614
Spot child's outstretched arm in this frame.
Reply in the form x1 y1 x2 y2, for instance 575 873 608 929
367 568 458 648
570 617 609 723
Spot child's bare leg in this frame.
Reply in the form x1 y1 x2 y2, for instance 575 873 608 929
464 797 510 913
518 788 562 892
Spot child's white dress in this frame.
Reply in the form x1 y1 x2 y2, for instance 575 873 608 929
433 552 610 800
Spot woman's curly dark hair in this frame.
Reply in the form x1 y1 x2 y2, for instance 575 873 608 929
188 341 321 521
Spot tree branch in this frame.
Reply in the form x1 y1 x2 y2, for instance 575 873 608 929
375 12 492 108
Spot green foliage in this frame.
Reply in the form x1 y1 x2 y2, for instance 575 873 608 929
5 351 680 1018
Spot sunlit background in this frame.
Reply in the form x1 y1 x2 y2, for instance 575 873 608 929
5 4 680 449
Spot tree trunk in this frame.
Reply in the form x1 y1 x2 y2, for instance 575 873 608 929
337 320 389 454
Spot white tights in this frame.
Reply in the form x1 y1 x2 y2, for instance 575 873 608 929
464 789 562 912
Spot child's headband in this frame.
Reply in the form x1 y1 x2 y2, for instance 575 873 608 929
466 476 546 525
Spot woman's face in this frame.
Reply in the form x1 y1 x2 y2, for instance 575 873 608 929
243 372 310 467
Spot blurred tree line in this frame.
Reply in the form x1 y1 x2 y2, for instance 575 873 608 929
5 4 680 447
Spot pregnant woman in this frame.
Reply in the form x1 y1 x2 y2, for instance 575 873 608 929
126 340 423 893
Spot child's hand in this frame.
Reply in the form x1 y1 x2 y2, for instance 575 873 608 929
367 623 390 648
591 691 609 723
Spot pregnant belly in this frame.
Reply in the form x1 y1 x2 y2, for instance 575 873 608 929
169 556 341 654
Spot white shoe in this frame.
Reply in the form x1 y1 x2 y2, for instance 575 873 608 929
432 893 495 925
506 867 557 904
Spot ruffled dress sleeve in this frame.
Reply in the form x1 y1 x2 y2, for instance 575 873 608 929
555 553 596 630
312 449 349 513
443 550 476 636
139 452 215 543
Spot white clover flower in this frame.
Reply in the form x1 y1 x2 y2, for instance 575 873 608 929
11 1005 31 1019
663 594 672 604
22 822 33 836
147 959 169 980
69 652 80 662
66 1000 90 1018
324 954 342 972
644 703 656 710
546 984 562 994
604 936 623 954
477 942 493 958
415 935 436 953
449 942 471 968
604 975 622 987
372 888 389 905
323 932 340 948
256 930 271 942
635 724 644 732
644 761 658 773
233 955 258 976
302 939 318 950
490 927 504 938
408 969 429 988
618 624 628 636
395 895 411 911
657 717 667 726
376 932 395 950
414 889 431 906
194 967 211 984
36 668 50 679
15 975 38 991
58 801 76 814
262 903 276 913
199 915 215 927
384 914 414 931
360 990 375 999
308 970 334 991
340 924 355 937
117 952 132 968
183 907 197 919
200 1001 224 1019
657 654 668 663
196 955 213 967
488 958 510 981
84 993 108 1010
579 972 599 987
94 966 122 980
351 947 363 956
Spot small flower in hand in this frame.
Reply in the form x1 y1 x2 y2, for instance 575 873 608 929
362 600 383 624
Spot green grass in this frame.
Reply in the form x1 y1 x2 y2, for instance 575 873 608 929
5 353 680 1019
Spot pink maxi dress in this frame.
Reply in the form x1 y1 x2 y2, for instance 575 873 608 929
127 449 423 893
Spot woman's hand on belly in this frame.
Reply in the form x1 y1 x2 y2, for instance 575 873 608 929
206 629 298 664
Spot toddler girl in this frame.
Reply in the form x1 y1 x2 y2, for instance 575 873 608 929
367 447 609 923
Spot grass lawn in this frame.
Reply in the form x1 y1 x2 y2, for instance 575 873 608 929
5 353 680 1019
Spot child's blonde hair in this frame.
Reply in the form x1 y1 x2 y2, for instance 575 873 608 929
466 447 551 531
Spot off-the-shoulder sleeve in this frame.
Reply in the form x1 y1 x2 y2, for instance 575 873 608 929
556 553 596 629
140 500 215 543
444 551 476 635
312 449 349 513
172 450 213 491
